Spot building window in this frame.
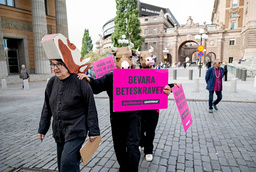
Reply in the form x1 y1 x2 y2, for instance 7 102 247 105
229 38 235 45
145 18 148 21
144 43 148 50
232 0 238 6
153 17 157 21
231 13 237 17
153 28 157 35
230 22 236 29
229 57 233 63
153 42 157 49
0 0 15 7
144 29 148 35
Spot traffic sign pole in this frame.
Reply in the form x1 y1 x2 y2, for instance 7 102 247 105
197 45 204 77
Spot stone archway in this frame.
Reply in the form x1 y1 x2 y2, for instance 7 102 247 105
205 52 216 63
178 41 199 64
166 53 172 66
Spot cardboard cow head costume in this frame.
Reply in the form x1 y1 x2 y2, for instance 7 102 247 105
137 46 155 69
41 33 91 73
110 46 137 69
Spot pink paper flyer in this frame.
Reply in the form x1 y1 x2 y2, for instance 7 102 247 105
92 56 116 79
113 69 168 112
172 84 193 132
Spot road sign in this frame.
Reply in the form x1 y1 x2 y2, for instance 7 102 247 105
198 45 204 52
197 52 204 58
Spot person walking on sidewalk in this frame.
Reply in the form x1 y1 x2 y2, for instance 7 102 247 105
205 59 224 113
224 61 228 81
19 64 29 88
38 59 100 172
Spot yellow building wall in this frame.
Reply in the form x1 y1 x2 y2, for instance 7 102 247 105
226 0 230 8
240 0 244 6
225 10 230 29
47 0 56 16
0 5 32 22
16 0 31 11
0 2 57 71
238 8 244 28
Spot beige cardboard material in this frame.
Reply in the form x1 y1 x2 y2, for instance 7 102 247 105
80 136 102 165
41 33 91 73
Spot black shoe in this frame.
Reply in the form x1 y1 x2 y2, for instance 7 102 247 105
213 104 218 110
209 109 213 113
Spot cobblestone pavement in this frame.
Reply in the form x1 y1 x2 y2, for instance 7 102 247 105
0 68 256 172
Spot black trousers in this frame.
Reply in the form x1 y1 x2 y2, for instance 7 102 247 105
140 110 159 155
57 137 85 172
111 111 141 172
209 91 222 110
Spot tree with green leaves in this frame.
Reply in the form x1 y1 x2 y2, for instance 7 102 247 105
81 29 93 57
111 0 144 49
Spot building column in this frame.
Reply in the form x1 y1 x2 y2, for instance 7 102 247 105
31 0 50 73
216 32 224 62
0 17 8 77
173 35 178 64
55 0 68 38
159 36 164 62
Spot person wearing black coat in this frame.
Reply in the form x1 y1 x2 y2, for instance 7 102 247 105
78 71 173 172
86 72 141 172
38 59 100 172
224 62 228 81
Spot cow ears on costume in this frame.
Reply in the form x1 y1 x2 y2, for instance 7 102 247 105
41 33 91 73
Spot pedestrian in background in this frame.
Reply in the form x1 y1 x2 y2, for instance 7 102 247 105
224 61 228 81
183 61 187 68
19 64 29 88
38 59 100 172
206 61 211 69
205 59 224 113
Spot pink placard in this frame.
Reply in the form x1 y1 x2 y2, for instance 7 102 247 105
172 84 193 132
92 56 116 79
113 69 168 112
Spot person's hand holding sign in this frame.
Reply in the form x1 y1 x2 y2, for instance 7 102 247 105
163 83 180 95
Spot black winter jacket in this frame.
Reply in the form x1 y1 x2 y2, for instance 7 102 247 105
90 72 141 117
38 74 100 143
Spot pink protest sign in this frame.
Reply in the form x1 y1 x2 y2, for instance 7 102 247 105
172 84 192 132
113 69 168 112
92 56 116 79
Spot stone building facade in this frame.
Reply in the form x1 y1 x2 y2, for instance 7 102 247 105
0 0 68 77
96 0 256 67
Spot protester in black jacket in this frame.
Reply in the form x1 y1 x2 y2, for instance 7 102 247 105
78 71 173 172
89 72 141 172
38 59 100 172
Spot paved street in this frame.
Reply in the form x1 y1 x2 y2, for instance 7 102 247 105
0 67 256 172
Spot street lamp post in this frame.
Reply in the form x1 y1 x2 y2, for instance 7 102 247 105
118 34 129 46
195 28 208 77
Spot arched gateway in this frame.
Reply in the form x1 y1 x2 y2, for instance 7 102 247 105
139 16 233 67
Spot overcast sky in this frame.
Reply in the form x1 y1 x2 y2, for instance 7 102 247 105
66 0 215 51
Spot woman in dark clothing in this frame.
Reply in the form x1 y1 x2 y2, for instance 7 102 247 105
224 62 228 81
38 59 100 172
